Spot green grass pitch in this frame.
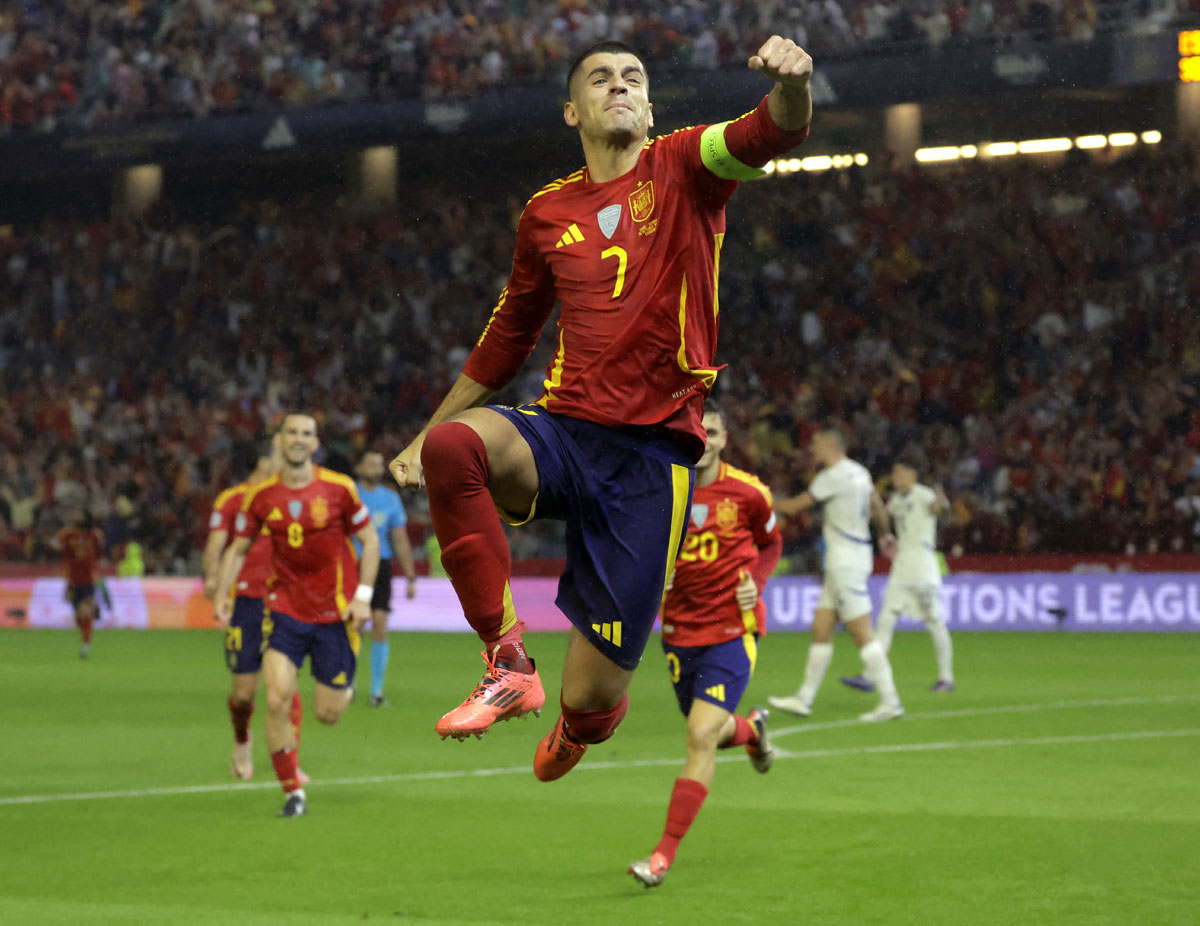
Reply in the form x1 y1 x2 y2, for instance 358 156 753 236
1 629 1197 925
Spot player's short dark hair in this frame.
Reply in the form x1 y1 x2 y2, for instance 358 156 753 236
894 448 924 473
566 40 645 96
280 411 317 432
702 399 727 428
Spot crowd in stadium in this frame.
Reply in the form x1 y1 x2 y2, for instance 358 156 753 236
3 140 1199 573
1 0 1193 132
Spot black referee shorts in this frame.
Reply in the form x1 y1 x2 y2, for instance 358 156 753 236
370 560 393 614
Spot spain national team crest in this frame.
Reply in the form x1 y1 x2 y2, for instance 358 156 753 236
310 496 329 528
287 500 303 521
690 503 709 530
628 180 654 223
597 204 621 239
715 498 739 535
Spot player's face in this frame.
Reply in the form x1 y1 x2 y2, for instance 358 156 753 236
564 53 653 143
279 415 319 466
810 432 833 465
357 452 385 484
697 412 727 469
892 463 917 493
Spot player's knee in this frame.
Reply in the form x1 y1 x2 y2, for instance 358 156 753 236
562 693 629 745
265 688 293 715
421 422 488 496
314 706 342 725
685 717 724 753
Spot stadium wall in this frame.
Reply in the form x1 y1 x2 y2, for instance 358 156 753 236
6 574 1199 633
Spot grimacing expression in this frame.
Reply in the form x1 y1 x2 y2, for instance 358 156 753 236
697 412 728 469
280 415 318 465
565 52 653 141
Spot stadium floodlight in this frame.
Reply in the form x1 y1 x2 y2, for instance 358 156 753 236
801 156 833 171
762 160 777 174
1074 135 1107 149
915 147 961 163
982 142 1018 157
1016 138 1072 154
854 153 868 166
959 145 978 158
787 158 802 172
1141 130 1162 144
1108 133 1137 147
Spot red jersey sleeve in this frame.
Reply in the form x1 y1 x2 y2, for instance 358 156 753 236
209 488 240 535
748 490 783 593
235 489 266 541
462 208 557 390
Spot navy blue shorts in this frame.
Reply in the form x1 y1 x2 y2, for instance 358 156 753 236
66 583 95 608
224 596 267 674
492 405 694 670
662 635 758 717
264 610 360 689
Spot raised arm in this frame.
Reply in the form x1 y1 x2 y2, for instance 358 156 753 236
749 35 813 132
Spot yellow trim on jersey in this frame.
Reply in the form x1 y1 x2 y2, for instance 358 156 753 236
712 232 724 319
335 552 347 617
741 631 758 673
528 168 586 202
240 474 281 511
660 464 692 603
723 464 775 508
537 327 566 407
477 287 509 348
213 485 242 513
499 581 519 637
317 468 361 502
675 274 719 389
346 625 361 658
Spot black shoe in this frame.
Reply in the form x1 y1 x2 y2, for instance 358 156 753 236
368 694 390 708
278 791 307 818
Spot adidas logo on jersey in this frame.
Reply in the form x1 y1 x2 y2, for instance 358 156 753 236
555 223 585 248
704 684 726 702
267 507 284 521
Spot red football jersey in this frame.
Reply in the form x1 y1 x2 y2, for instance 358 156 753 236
662 463 781 647
209 483 273 599
464 98 808 459
57 526 104 586
236 468 370 624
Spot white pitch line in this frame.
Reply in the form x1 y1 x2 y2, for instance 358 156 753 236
769 693 1200 740
2 723 1197 808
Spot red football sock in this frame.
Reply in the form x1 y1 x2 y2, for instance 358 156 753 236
718 714 757 750
493 622 531 673
270 748 302 793
561 694 629 745
79 617 93 644
228 697 254 745
422 423 516 648
289 690 303 747
654 777 710 865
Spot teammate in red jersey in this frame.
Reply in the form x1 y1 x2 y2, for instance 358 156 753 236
629 401 782 887
214 413 379 817
390 36 811 782
53 510 105 659
202 437 307 781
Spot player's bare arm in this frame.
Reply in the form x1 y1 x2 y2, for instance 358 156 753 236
871 491 898 558
348 523 381 632
213 535 252 626
391 526 417 599
389 373 496 489
775 491 816 518
932 485 950 515
201 528 228 601
749 35 813 132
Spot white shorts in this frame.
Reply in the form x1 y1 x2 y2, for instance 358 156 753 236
881 580 943 623
816 569 873 622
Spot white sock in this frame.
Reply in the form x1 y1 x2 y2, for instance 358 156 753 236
859 639 900 707
797 642 833 705
875 609 898 654
929 620 954 682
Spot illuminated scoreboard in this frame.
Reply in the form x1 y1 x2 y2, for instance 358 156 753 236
1182 30 1200 83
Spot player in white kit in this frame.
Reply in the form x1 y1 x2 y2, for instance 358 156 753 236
768 425 904 722
849 453 954 692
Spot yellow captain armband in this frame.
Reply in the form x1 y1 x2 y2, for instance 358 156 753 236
700 123 767 181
